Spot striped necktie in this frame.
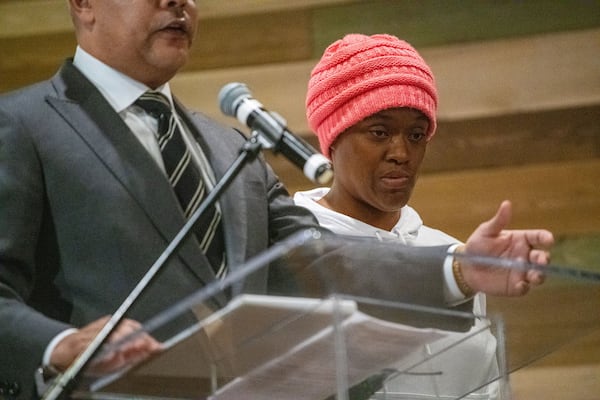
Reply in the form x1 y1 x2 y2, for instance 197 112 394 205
135 92 226 278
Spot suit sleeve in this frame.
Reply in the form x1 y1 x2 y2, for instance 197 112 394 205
249 140 453 308
0 101 72 399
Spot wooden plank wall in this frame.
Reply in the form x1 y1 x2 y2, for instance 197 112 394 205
1 1 600 396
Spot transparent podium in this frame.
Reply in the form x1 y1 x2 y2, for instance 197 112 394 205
68 229 599 400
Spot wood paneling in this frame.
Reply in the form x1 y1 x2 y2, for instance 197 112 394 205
1 4 598 262
311 0 600 51
262 104 600 178
183 9 314 71
0 32 76 91
168 28 600 135
1 2 599 395
511 364 600 400
409 159 600 240
421 105 600 173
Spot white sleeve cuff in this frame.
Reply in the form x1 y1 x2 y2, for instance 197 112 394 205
443 243 469 304
43 328 79 367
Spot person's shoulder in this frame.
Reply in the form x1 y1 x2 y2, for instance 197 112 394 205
293 187 329 203
0 79 54 108
0 81 56 132
186 108 246 137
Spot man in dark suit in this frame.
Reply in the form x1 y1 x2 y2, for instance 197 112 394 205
0 1 553 399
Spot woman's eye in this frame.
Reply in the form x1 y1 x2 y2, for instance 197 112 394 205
369 129 389 139
408 132 426 142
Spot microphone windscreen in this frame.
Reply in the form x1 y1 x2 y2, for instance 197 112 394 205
218 82 250 117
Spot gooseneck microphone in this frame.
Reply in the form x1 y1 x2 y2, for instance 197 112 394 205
218 82 333 184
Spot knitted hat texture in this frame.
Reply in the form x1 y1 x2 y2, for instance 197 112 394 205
306 34 438 158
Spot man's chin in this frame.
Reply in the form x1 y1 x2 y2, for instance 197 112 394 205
150 48 189 72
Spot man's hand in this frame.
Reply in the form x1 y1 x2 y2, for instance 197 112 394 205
461 200 554 297
51 316 163 375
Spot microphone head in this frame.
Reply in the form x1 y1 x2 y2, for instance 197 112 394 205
218 82 251 117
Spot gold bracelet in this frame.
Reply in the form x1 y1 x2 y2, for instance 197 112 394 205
452 247 475 298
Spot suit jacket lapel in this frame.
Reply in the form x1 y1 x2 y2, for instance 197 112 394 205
47 61 217 286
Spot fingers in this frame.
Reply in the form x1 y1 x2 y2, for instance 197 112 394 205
526 229 555 250
513 280 530 296
462 200 555 298
508 264 546 296
50 316 112 371
112 323 163 360
108 319 143 343
478 200 512 238
101 319 162 370
526 268 546 286
529 248 551 264
510 267 546 297
51 316 162 375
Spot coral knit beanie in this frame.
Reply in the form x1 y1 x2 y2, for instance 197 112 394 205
306 33 438 159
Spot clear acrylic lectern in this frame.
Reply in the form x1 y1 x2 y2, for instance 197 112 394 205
67 229 599 400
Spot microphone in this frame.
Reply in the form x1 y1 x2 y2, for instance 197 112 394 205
218 82 333 184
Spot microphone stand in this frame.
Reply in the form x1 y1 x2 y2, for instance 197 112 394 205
41 134 264 400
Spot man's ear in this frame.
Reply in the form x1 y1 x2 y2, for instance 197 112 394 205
68 0 91 11
68 0 94 25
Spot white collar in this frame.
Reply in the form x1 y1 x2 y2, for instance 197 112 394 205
293 188 423 242
72 46 173 113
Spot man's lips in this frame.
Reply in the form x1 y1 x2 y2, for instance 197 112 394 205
158 19 191 38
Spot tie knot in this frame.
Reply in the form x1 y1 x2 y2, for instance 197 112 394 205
135 91 172 118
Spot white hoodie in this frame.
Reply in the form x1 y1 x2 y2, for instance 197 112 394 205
294 187 459 246
293 187 499 399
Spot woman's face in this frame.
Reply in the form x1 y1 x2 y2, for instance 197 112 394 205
329 107 429 218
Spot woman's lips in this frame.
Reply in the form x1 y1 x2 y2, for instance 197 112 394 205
380 173 411 189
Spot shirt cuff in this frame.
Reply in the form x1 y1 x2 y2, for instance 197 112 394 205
443 243 469 305
43 328 79 367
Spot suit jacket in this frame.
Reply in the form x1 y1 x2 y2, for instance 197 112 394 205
0 61 461 399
